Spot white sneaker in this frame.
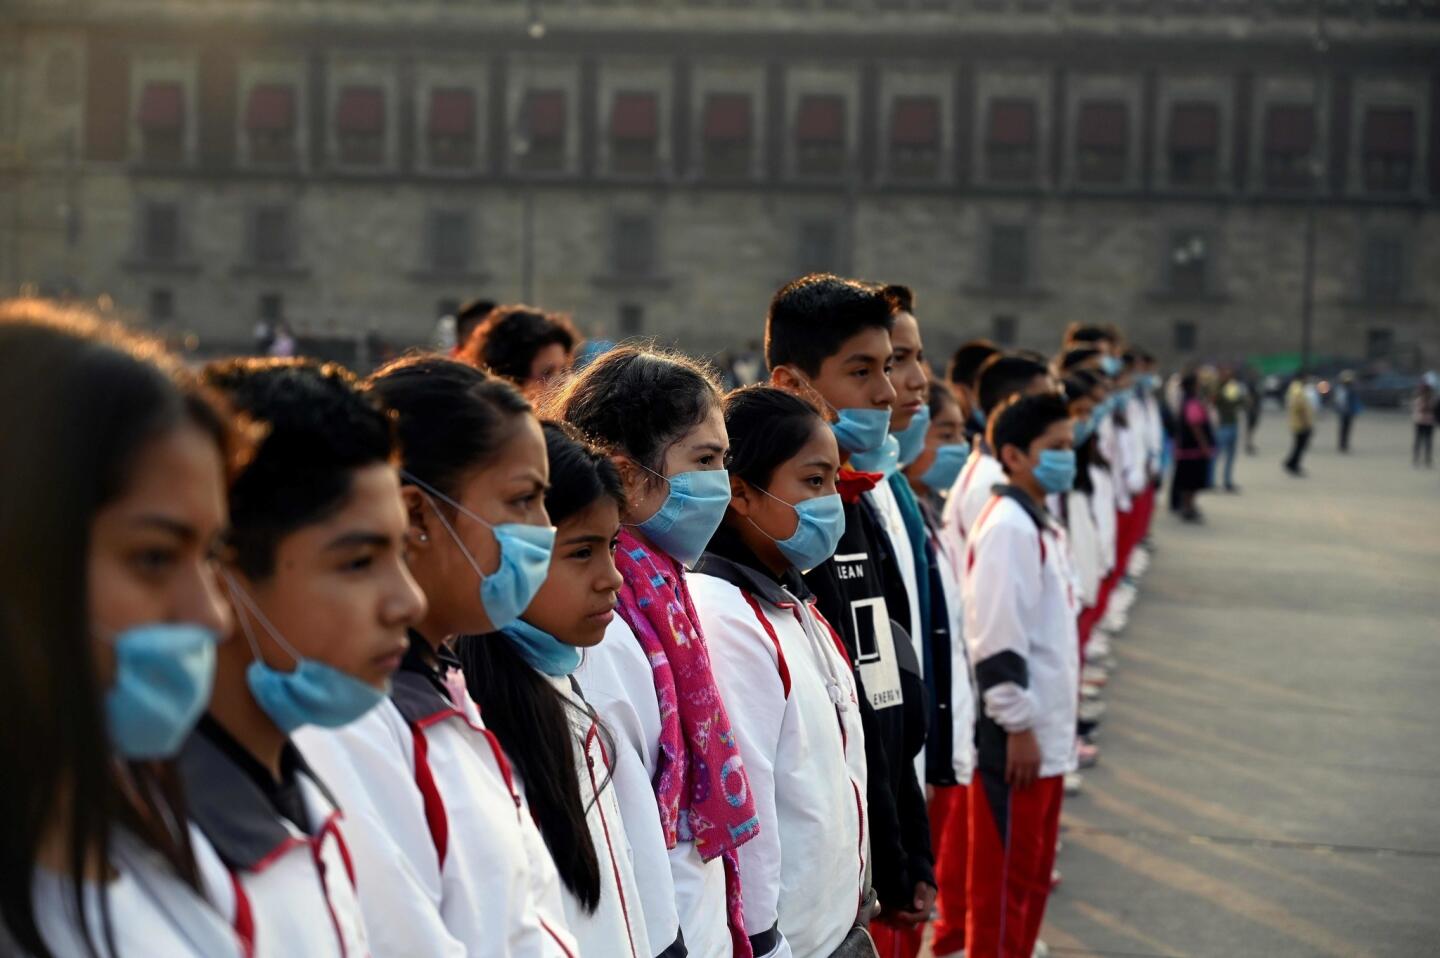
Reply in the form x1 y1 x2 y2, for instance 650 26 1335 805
1078 698 1107 722
1081 664 1109 686
1033 940 1050 958
1088 632 1112 658
1063 772 1084 795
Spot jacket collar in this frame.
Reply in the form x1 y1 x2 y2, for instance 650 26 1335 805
390 633 466 725
992 483 1052 533
694 524 811 608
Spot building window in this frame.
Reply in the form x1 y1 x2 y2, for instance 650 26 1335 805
795 95 846 179
1167 230 1210 298
1361 235 1405 305
259 292 284 324
613 214 657 278
149 288 174 324
245 84 297 165
138 81 185 165
1075 100 1128 185
889 96 941 181
1174 320 1197 353
141 202 180 263
427 211 471 275
987 224 1030 291
1263 104 1316 191
521 89 567 174
797 220 841 275
250 206 293 268
46 50 78 107
618 303 645 336
336 86 385 166
1168 102 1219 189
991 314 1018 346
428 88 476 170
702 93 753 179
1362 107 1415 194
610 91 659 176
984 99 1038 184
1365 327 1394 361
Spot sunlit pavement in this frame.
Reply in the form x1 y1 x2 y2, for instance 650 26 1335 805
919 410 1440 958
1031 410 1440 958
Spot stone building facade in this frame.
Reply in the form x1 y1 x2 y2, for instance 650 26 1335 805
1 0 1437 369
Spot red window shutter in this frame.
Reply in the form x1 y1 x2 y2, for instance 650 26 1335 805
139 82 184 131
337 86 384 135
1077 101 1128 149
611 92 658 141
245 84 295 133
1364 107 1415 154
525 90 566 138
796 95 845 144
428 88 474 137
1265 105 1315 152
987 99 1036 147
1169 102 1219 151
890 96 940 147
703 93 752 142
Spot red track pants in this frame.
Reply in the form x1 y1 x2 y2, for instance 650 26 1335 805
965 771 1064 958
869 784 970 958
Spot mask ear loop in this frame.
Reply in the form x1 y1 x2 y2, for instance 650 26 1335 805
740 477 803 545
620 459 674 530
400 470 497 584
221 570 303 666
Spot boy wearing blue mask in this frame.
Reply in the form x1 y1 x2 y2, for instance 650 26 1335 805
962 392 1080 958
767 273 938 939
180 359 429 958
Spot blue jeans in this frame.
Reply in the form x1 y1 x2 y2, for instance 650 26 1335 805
1217 424 1240 488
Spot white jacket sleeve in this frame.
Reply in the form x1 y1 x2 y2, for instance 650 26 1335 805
696 593 794 958
294 709 467 958
573 621 684 954
965 515 1039 733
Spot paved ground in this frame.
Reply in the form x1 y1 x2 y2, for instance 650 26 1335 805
1032 410 1440 958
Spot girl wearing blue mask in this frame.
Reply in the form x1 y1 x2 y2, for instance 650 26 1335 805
0 302 244 958
295 356 578 958
556 347 760 958
183 359 429 958
689 386 870 958
458 422 650 958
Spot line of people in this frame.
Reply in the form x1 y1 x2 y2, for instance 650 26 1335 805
0 281 1166 958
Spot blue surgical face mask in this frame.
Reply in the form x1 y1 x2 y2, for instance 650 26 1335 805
502 618 583 677
1073 416 1097 446
830 407 893 455
748 486 846 572
920 442 971 492
224 574 388 735
406 472 557 630
105 623 219 759
849 433 901 478
634 465 732 569
1034 448 1078 494
1100 355 1123 376
893 405 932 467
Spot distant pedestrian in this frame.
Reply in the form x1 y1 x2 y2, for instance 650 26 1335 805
1414 382 1436 468
1171 373 1213 522
1284 376 1315 477
1334 370 1361 453
267 321 296 357
1213 368 1245 491
1242 370 1262 455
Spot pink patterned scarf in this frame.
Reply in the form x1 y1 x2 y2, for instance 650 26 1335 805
613 528 759 958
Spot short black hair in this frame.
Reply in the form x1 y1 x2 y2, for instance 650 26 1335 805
976 353 1051 416
1060 376 1093 406
765 273 895 376
202 358 393 580
1059 347 1102 372
1064 323 1116 348
881 284 914 316
927 379 959 418
454 298 497 349
947 339 1000 389
459 305 579 385
722 386 827 490
990 392 1071 470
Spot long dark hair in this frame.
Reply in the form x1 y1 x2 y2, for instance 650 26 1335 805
548 346 720 500
722 386 825 490
0 301 240 958
365 354 531 503
457 422 623 912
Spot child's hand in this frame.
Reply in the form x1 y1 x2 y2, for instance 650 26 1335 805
1006 729 1042 789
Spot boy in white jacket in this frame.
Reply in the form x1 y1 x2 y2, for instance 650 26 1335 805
962 393 1080 958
